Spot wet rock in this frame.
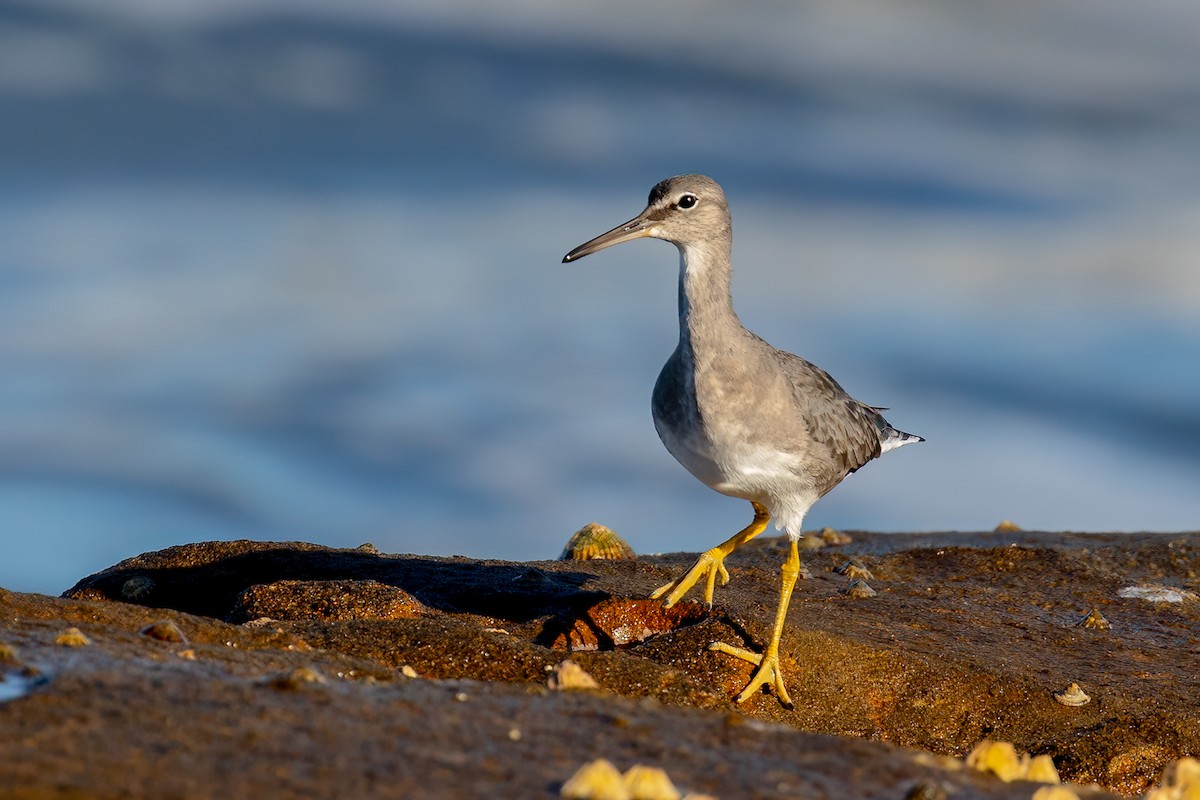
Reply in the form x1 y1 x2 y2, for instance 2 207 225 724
9 532 1198 797
232 579 425 623
542 597 708 651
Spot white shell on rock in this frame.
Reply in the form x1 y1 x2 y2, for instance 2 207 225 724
1053 682 1090 707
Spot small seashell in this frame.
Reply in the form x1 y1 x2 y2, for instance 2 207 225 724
1075 607 1110 630
623 765 681 800
1159 756 1200 792
966 740 1024 782
1030 787 1080 800
140 619 187 643
994 519 1022 532
401 665 418 678
821 527 851 545
55 627 91 647
549 659 600 691
561 523 636 561
1025 754 1060 784
1053 682 1090 707
834 558 874 581
266 666 325 690
561 758 629 800
904 782 948 800
120 576 155 601
843 578 877 598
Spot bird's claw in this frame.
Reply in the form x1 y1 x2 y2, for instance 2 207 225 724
650 547 732 607
709 642 793 707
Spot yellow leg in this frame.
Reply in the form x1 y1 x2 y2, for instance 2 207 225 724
650 501 769 608
709 538 801 707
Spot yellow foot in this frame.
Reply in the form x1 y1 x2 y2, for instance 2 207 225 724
649 547 731 607
709 642 793 707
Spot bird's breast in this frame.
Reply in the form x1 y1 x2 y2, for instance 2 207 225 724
652 347 815 500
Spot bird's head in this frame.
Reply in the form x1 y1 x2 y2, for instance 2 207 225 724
562 174 730 263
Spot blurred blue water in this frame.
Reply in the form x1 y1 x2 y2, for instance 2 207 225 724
1 1 1198 593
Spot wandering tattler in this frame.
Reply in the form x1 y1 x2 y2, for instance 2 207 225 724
562 174 922 706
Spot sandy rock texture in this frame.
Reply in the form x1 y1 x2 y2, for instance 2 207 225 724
1 530 1197 798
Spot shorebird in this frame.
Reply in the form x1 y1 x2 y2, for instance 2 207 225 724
562 175 922 706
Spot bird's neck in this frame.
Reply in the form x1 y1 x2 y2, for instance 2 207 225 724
676 239 741 356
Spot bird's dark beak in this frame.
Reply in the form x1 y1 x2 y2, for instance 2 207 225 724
562 210 654 263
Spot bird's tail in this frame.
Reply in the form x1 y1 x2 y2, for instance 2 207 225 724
879 425 923 454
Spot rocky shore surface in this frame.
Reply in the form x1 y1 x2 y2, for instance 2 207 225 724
2 530 1198 799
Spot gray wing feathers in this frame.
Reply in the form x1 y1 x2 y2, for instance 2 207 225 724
772 350 892 490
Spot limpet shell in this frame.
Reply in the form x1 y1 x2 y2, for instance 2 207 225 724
966 740 1024 782
1025 754 1061 784
1053 682 1090 707
561 759 628 800
1158 756 1200 792
820 527 852 545
623 765 681 800
843 578 877 598
548 659 600 691
140 620 187 643
55 627 91 647
561 523 636 561
1030 787 1080 800
265 666 326 690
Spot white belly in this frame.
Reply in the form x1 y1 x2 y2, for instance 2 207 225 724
654 418 819 537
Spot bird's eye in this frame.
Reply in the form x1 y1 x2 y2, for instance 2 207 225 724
677 194 698 210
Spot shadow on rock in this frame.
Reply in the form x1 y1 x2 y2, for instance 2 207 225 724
63 540 602 624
